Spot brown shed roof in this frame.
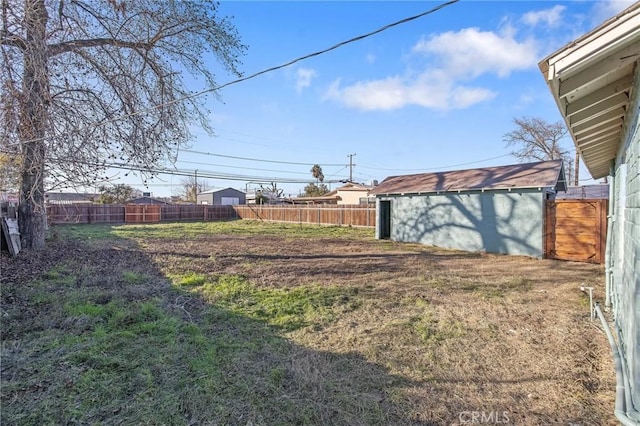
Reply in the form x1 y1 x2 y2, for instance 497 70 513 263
369 160 566 196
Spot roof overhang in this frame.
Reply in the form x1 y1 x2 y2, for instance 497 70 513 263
539 3 640 179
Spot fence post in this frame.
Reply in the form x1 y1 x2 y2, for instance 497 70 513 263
367 206 370 227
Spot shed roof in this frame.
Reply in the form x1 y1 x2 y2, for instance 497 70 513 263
198 187 245 195
128 196 169 205
539 2 640 179
44 192 98 203
369 160 566 196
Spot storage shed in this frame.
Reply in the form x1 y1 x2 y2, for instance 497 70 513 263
369 160 566 257
196 187 245 205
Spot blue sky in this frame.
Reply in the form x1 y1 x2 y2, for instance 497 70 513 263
117 0 636 197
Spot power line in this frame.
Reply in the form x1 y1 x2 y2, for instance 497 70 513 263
358 154 513 173
180 149 346 167
176 159 315 175
9 0 460 146
43 156 344 185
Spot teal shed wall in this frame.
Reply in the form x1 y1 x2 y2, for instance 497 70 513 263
376 189 546 257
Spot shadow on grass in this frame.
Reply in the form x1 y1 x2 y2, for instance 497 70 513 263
1 235 428 426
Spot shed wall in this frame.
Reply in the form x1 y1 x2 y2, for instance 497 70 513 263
611 64 640 411
378 189 545 257
197 189 246 205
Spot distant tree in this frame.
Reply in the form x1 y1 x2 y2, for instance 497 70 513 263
302 182 330 197
1 1 246 249
503 117 575 184
98 184 135 204
176 176 211 203
259 182 284 197
310 164 325 182
0 153 20 192
254 182 283 204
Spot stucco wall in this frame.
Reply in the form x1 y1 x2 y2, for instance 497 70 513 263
378 189 545 257
612 63 640 411
336 190 368 205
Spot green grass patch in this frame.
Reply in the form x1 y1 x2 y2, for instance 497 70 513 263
181 274 358 331
42 264 76 286
173 272 208 286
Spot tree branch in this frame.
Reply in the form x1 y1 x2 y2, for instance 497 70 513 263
47 37 152 56
0 33 26 50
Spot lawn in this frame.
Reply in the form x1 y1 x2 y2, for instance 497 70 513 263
1 221 615 425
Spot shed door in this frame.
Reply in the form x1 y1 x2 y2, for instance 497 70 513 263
379 200 391 239
221 197 240 206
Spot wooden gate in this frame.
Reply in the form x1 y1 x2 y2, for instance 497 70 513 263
544 199 607 264
125 204 161 223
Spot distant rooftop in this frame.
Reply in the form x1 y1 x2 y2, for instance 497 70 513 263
198 187 244 195
556 184 609 200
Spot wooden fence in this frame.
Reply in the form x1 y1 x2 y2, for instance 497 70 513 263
544 199 607 264
47 203 375 228
47 204 126 224
234 204 376 228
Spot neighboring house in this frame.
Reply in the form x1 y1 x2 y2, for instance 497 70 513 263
196 187 245 205
539 4 639 422
0 192 18 203
335 182 374 205
555 184 609 200
45 192 98 204
128 196 169 205
369 160 566 258
286 190 340 205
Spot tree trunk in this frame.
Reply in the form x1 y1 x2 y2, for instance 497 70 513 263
18 0 49 250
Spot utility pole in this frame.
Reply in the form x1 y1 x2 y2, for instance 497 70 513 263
194 169 198 202
347 153 356 183
574 151 579 186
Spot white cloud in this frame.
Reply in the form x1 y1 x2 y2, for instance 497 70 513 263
522 5 566 27
412 27 539 78
323 74 496 111
325 27 535 111
591 0 636 24
295 67 317 93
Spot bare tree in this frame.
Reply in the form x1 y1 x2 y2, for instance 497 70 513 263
1 0 246 249
176 176 211 203
503 117 575 183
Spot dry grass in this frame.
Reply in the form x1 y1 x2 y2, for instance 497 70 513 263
1 222 615 425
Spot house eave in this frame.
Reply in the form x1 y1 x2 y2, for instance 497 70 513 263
539 2 640 179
